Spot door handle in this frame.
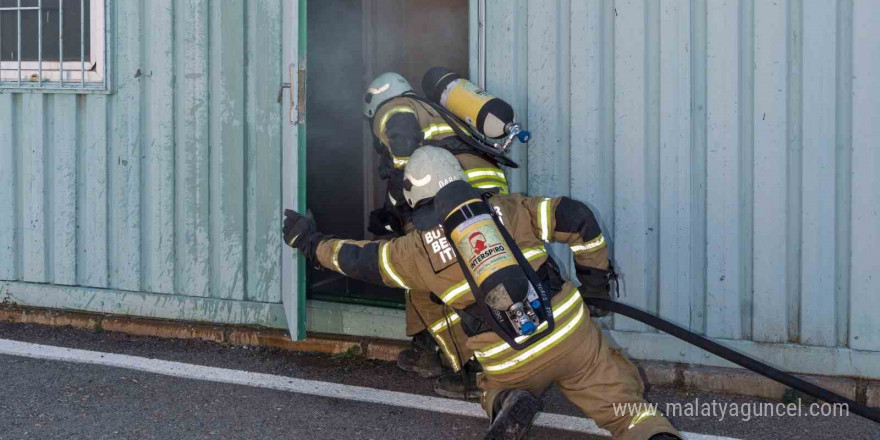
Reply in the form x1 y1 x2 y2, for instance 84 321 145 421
277 82 291 104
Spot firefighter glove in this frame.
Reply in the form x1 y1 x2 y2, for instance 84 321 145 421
575 262 617 299
368 206 404 236
283 209 322 261
576 262 618 318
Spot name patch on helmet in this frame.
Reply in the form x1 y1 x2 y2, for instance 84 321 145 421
421 226 457 273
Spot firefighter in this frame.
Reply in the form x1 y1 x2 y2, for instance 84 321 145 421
283 147 680 440
363 72 511 398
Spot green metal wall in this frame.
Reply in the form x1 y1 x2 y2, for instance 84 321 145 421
0 0 288 328
476 0 880 379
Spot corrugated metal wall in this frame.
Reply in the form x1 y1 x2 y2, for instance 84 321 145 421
0 0 287 327
481 0 880 378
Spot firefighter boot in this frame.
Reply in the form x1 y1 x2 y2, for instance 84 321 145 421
485 390 543 440
397 330 443 378
434 359 482 399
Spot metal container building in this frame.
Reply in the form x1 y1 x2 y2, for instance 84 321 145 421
1 0 879 381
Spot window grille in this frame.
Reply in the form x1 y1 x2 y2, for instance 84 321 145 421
0 0 106 90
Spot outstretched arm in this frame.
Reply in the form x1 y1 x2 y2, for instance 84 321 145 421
283 209 428 292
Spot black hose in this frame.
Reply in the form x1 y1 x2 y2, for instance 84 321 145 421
583 297 880 425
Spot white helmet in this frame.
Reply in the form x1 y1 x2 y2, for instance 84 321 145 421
403 147 464 208
364 72 413 118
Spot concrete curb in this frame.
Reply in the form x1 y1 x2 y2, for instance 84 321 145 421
0 304 407 361
1 304 876 407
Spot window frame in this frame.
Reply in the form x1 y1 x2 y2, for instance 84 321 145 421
0 0 107 92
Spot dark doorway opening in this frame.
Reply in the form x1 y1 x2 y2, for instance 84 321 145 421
306 0 469 308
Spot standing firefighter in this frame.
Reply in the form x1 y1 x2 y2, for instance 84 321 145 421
284 147 680 440
363 72 511 398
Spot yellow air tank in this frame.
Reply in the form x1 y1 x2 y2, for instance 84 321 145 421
422 67 515 139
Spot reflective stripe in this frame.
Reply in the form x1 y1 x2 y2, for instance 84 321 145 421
423 123 454 139
439 246 547 304
379 243 409 289
331 241 346 274
433 333 460 372
520 246 547 260
465 168 508 192
538 198 552 242
570 234 606 254
481 305 586 374
440 282 470 304
392 155 409 168
387 191 399 206
472 183 510 194
467 177 509 188
430 311 461 333
475 288 581 360
471 180 507 189
628 408 660 429
378 106 416 133
429 312 462 372
465 168 507 180
288 233 300 248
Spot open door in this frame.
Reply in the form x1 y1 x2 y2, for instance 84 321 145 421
281 0 307 340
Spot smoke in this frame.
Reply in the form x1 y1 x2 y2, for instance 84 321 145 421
305 0 470 299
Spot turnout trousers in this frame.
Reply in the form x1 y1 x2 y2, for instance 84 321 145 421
473 293 680 440
406 289 474 372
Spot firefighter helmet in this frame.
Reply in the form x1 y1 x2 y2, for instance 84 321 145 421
364 72 413 118
403 147 464 208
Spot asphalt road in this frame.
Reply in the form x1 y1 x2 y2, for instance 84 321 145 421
0 321 877 440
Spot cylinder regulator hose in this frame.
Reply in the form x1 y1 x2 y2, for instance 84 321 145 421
583 297 880 425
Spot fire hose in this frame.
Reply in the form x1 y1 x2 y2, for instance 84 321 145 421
583 297 880 425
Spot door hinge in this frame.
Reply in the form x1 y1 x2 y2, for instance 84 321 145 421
296 63 306 125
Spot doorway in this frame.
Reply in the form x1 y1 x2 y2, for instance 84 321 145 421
305 0 469 307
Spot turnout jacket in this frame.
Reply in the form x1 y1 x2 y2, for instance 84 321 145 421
373 96 509 197
315 193 609 374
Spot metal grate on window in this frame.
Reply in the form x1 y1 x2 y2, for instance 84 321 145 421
0 0 105 90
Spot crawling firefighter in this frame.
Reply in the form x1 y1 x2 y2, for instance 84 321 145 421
284 147 679 440
363 71 512 398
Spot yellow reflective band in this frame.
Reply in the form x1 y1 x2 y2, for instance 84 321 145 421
481 305 586 374
430 311 461 333
379 243 409 289
331 241 346 274
378 106 416 133
392 155 409 169
472 184 510 194
538 198 552 242
428 312 462 372
468 178 509 188
439 246 546 304
472 182 509 189
433 333 460 372
475 288 581 360
571 234 606 254
440 282 470 304
465 168 507 180
628 408 660 429
423 124 454 140
520 246 547 260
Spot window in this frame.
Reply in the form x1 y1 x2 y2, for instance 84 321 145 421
0 0 106 90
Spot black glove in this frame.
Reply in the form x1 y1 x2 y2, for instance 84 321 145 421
283 209 322 260
368 206 404 236
576 262 618 317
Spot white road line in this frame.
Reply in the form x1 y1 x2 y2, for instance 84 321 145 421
0 338 739 440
